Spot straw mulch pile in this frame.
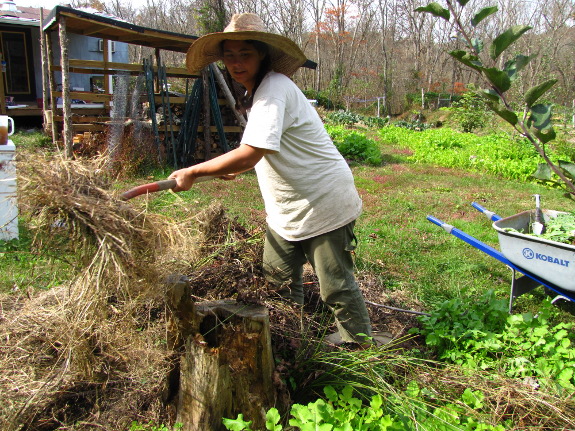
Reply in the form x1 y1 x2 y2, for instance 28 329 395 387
0 151 195 430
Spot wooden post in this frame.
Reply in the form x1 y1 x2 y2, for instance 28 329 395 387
45 28 58 147
58 16 73 158
155 48 161 93
40 8 50 134
201 68 212 160
103 38 111 112
175 300 276 431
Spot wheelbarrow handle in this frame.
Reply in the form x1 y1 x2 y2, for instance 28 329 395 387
427 214 507 264
426 215 455 233
471 202 501 221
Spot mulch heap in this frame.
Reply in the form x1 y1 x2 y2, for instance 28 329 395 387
0 150 422 430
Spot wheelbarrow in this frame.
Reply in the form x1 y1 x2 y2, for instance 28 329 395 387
427 202 575 313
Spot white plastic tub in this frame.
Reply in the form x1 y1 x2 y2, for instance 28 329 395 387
0 140 18 240
493 209 575 292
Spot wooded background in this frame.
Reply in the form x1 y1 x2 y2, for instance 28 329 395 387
71 0 575 116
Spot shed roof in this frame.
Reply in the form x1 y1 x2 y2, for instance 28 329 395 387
43 6 198 53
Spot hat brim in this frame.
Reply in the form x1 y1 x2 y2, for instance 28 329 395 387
186 31 307 77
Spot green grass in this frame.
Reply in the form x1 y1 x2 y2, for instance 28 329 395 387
0 227 73 293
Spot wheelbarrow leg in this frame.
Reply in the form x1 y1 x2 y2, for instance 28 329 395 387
509 267 542 313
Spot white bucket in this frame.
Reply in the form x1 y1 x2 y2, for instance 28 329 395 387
0 140 18 240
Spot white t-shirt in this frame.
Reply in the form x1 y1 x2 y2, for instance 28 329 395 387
240 71 362 241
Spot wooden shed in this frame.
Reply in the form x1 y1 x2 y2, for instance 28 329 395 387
41 6 245 163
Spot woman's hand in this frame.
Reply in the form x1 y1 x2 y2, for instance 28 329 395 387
218 173 237 181
167 171 238 192
167 168 197 192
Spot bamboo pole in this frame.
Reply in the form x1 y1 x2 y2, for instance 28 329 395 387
210 64 246 128
59 16 73 158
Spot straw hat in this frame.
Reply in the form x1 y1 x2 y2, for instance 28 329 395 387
186 13 307 76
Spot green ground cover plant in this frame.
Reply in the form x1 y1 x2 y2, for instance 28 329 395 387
415 291 575 391
223 384 507 431
378 126 559 182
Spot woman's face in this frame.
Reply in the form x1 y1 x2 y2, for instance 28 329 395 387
222 40 266 93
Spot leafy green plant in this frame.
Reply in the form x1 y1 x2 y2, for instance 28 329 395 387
397 382 508 431
223 384 508 430
416 0 575 197
361 115 390 129
326 110 362 126
326 125 382 165
506 211 575 244
392 119 432 131
450 87 493 132
414 292 575 390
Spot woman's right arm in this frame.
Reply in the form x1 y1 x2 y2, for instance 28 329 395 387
168 144 267 191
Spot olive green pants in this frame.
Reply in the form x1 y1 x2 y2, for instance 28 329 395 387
263 221 372 343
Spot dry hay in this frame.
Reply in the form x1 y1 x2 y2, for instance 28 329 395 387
1 150 326 429
1 151 203 430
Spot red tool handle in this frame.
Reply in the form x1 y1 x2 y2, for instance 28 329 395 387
120 179 177 201
120 176 216 201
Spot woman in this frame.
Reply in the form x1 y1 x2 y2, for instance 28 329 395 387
169 13 373 345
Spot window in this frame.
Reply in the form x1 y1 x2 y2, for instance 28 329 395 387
97 39 116 53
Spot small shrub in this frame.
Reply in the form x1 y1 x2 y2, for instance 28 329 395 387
326 124 382 165
361 115 390 129
302 89 344 110
450 88 493 133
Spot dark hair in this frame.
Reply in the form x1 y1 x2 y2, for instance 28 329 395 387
221 39 272 113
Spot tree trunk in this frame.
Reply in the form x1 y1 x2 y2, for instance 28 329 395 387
175 299 276 431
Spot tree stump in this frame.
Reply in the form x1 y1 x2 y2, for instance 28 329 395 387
175 299 276 431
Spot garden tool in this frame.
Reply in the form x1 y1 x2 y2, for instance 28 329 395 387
120 176 215 200
532 194 545 235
